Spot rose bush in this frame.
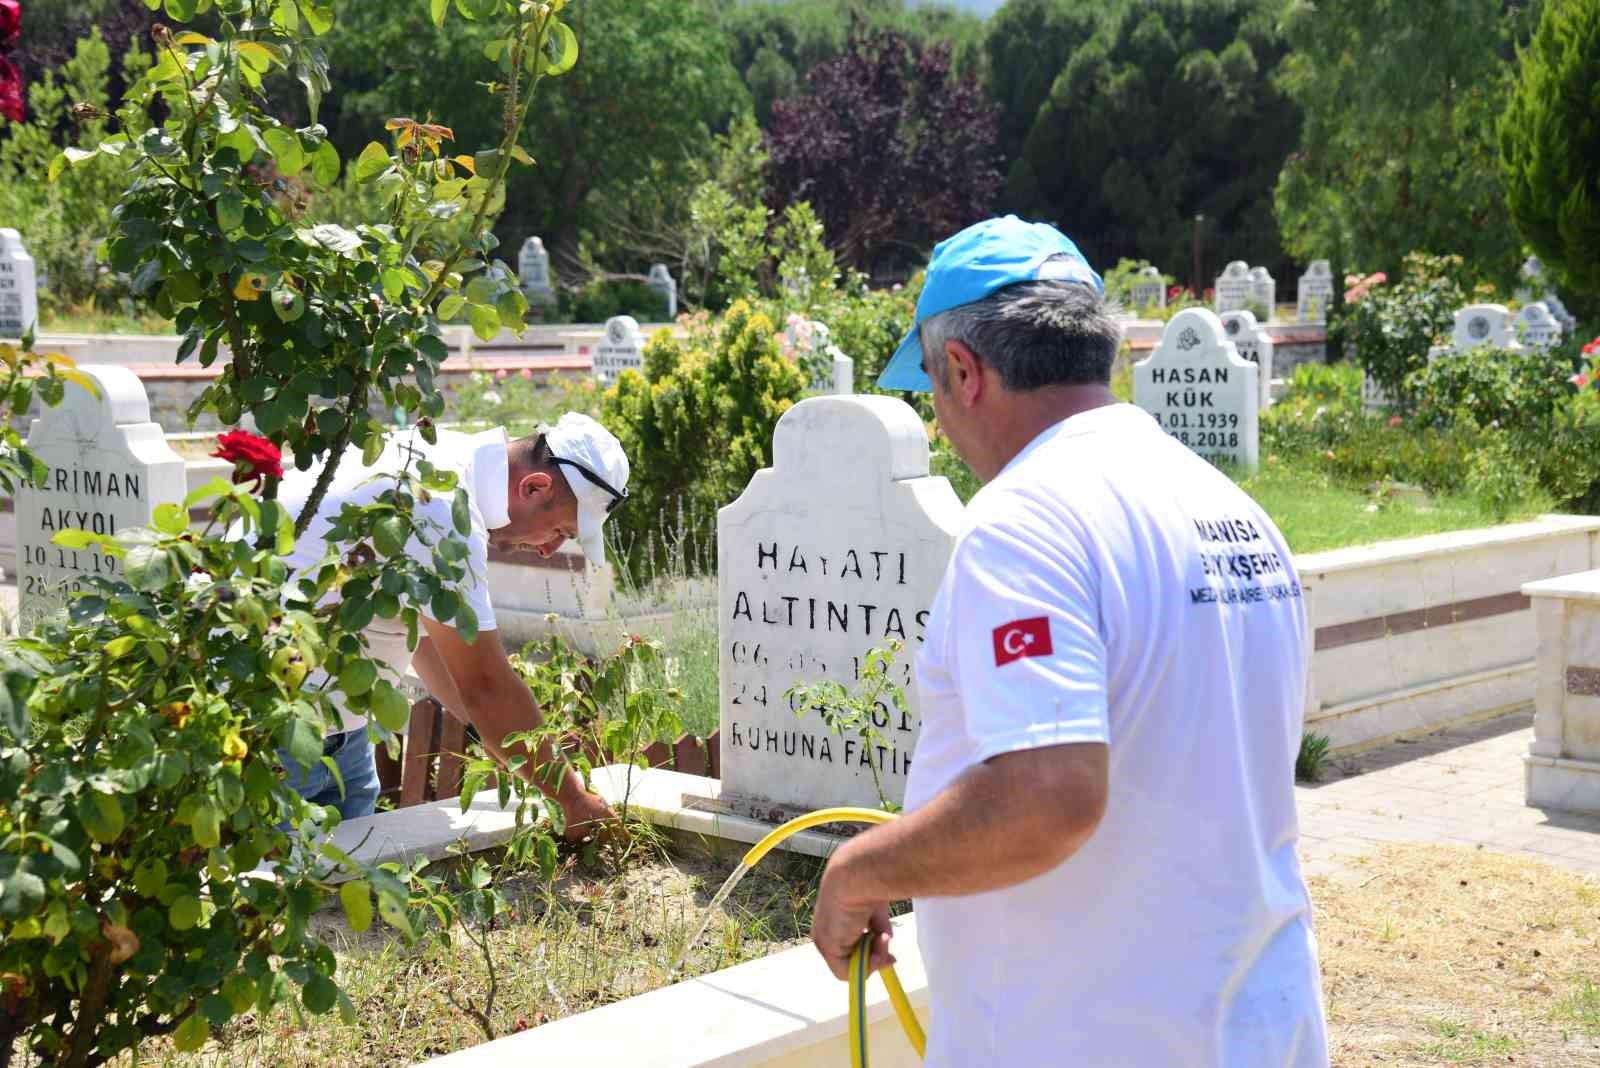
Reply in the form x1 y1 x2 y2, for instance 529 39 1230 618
2 1 586 1063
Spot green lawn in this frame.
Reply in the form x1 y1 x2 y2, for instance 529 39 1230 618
40 307 174 335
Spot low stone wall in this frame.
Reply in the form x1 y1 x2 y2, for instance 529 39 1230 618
1523 569 1600 813
1299 515 1600 752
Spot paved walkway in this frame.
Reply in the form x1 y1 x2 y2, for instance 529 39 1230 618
1296 710 1600 880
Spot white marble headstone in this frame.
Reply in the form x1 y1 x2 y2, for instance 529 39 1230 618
1544 294 1576 335
646 263 677 319
0 229 39 340
717 395 963 815
1361 373 1395 411
1129 266 1166 312
1220 310 1275 410
592 315 644 385
517 236 555 306
1133 308 1259 471
1250 266 1276 320
1451 303 1515 352
1297 260 1334 323
16 366 186 629
1214 260 1253 315
1515 302 1561 350
787 320 856 396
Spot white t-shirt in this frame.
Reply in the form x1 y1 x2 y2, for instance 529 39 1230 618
275 428 505 733
906 403 1327 1067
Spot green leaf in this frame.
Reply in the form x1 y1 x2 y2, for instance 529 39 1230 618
216 191 245 232
169 894 202 932
79 790 125 843
431 0 449 26
372 516 408 558
134 857 168 898
451 488 471 537
53 529 111 550
164 0 198 19
454 601 478 644
340 879 374 933
126 543 173 592
369 681 411 732
303 224 362 256
0 857 44 919
300 3 334 33
153 502 188 534
380 268 410 302
338 659 377 698
312 139 340 186
354 141 390 183
375 886 413 939
280 716 321 773
190 800 221 849
437 294 466 321
271 284 306 323
430 587 459 623
263 127 306 177
172 1012 208 1053
541 20 579 76
467 303 500 342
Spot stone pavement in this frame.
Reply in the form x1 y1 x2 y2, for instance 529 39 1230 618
1296 709 1600 880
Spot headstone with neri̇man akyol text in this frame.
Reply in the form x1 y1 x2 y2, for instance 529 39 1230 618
15 365 185 630
713 394 964 817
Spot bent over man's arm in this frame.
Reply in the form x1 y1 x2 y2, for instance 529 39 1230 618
415 618 615 840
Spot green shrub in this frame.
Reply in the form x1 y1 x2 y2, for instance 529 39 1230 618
599 300 808 584
1280 361 1363 409
0 30 147 318
1329 252 1467 405
564 277 671 325
1407 343 1582 429
1465 426 1548 521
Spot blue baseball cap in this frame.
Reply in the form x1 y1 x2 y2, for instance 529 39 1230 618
877 215 1103 392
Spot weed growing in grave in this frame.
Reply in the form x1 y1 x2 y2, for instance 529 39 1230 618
1296 730 1332 782
785 639 912 812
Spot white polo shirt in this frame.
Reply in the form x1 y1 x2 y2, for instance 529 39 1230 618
906 403 1327 1067
276 428 504 733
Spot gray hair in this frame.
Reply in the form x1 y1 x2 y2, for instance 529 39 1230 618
918 278 1123 391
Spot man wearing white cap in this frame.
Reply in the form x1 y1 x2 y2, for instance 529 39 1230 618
274 412 629 840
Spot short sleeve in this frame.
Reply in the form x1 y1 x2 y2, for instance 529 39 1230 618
944 513 1108 765
405 491 498 633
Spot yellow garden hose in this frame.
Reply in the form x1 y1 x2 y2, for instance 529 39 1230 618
741 807 927 1067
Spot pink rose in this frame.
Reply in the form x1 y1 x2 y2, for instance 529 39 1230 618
1573 373 1592 390
520 367 533 380
1387 415 1401 427
494 368 508 381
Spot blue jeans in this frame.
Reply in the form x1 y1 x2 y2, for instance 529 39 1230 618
279 727 381 821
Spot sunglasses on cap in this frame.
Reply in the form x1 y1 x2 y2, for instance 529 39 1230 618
550 455 628 514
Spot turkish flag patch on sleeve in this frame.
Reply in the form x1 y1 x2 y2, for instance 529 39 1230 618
992 616 1053 667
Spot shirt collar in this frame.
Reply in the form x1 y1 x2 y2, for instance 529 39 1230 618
467 428 511 530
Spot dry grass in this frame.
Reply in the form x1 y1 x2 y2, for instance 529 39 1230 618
1314 843 1600 1065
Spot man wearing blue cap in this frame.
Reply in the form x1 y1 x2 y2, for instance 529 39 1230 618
807 216 1328 1065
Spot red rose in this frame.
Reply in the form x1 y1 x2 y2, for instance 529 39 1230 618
0 2 19 45
211 429 283 488
0 58 21 125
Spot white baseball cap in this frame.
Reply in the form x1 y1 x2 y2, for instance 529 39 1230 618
543 412 630 566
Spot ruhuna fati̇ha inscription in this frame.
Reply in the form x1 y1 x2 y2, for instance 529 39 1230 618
717 395 963 815
1133 308 1259 471
16 366 185 629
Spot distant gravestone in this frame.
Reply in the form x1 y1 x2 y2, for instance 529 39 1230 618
1451 304 1515 352
1545 294 1577 335
517 236 555 307
1214 260 1253 315
0 229 38 339
1515 302 1561 350
1297 260 1334 323
1360 373 1395 412
15 366 185 630
1250 266 1276 320
716 395 963 816
786 320 855 396
592 315 644 385
1133 308 1259 471
1220 310 1275 410
1129 266 1166 313
646 263 677 319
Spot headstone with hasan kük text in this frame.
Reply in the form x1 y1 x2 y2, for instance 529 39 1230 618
0 228 38 339
1220 310 1275 410
1129 266 1166 312
1515 302 1562 350
1297 260 1334 323
1133 308 1259 471
646 263 677 319
785 319 855 396
1214 260 1253 315
15 365 185 630
591 315 644 385
715 395 963 817
1250 266 1276 320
